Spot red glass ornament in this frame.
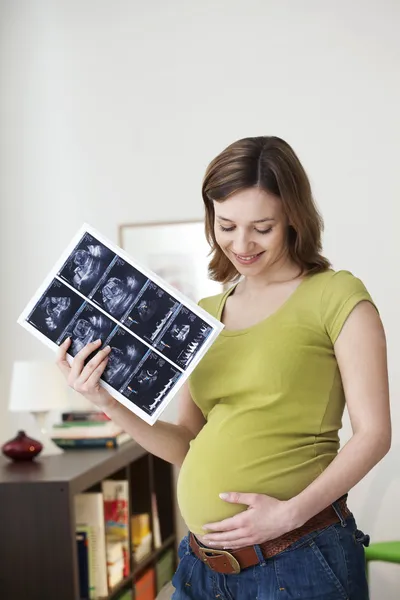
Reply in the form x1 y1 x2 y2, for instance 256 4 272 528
1 430 43 461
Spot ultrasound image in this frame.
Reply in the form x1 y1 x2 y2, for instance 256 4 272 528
58 304 116 356
58 233 116 296
27 279 85 343
122 281 181 343
101 327 149 390
91 258 148 320
120 351 181 416
154 307 212 369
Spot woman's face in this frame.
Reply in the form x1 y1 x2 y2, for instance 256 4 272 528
213 187 289 278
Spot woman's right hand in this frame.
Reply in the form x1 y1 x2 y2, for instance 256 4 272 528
56 337 116 411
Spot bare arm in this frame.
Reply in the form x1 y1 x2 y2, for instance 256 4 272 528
56 338 206 466
288 300 391 526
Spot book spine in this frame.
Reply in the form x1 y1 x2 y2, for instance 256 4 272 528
76 530 90 599
53 437 119 449
75 494 108 597
61 411 110 422
102 480 130 577
151 492 162 549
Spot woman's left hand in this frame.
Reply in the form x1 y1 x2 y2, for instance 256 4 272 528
202 492 296 549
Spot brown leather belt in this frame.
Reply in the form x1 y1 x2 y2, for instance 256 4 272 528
189 497 351 574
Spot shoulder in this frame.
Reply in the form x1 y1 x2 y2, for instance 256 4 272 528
197 286 233 319
312 269 378 344
318 269 374 306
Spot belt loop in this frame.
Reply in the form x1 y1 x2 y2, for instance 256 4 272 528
332 500 347 527
253 544 266 566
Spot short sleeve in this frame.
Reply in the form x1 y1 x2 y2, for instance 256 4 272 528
321 270 378 344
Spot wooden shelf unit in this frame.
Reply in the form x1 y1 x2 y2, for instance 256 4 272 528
0 440 177 600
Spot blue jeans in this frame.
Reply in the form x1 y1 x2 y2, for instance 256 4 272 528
172 515 370 599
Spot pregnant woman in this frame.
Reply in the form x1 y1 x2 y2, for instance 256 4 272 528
57 136 391 599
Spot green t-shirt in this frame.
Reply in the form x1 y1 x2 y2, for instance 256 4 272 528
176 269 376 535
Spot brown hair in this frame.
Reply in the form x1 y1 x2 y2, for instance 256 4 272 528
202 136 331 283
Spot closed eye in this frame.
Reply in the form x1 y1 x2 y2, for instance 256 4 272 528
219 225 273 235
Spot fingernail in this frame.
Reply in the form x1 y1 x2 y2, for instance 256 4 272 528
219 493 229 500
64 337 70 344
104 345 111 351
95 338 102 344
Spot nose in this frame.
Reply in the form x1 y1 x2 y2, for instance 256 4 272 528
230 229 255 255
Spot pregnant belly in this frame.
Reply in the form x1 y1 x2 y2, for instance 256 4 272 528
177 439 251 536
177 426 324 536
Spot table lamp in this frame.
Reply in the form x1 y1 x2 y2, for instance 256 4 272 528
7 360 70 457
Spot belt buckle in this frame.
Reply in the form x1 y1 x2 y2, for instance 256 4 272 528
198 546 241 574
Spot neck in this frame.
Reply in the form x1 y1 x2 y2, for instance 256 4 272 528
239 258 302 293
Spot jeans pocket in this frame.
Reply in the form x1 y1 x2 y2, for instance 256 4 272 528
309 537 349 599
275 527 349 600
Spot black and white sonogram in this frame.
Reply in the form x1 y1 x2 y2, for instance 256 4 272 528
91 258 148 320
101 327 149 390
58 233 116 296
58 304 116 357
154 307 212 369
122 281 181 343
120 352 181 416
26 279 85 343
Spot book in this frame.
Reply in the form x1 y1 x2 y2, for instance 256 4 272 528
105 536 124 589
75 493 108 598
102 480 130 577
51 420 124 439
52 432 131 449
151 492 162 549
76 530 90 599
107 556 125 589
76 526 96 598
135 568 156 600
131 513 152 562
155 549 174 593
62 410 110 422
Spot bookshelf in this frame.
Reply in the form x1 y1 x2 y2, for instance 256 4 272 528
0 440 177 600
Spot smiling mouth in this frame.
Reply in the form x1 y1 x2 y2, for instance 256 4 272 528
233 251 265 264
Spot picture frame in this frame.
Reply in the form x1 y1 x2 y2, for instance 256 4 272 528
118 220 224 303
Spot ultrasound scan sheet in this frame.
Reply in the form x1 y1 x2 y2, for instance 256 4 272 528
18 224 224 425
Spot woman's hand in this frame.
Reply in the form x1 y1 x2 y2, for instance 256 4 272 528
56 337 116 411
202 492 296 550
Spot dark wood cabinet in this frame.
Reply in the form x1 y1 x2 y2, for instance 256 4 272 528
0 441 176 600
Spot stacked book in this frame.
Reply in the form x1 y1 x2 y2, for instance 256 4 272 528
75 478 131 598
50 410 131 449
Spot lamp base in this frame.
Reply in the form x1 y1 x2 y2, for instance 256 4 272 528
32 411 64 457
40 437 64 457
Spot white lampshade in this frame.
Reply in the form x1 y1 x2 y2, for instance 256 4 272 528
8 361 70 413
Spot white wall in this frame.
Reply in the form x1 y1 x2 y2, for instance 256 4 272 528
1 1 399 596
